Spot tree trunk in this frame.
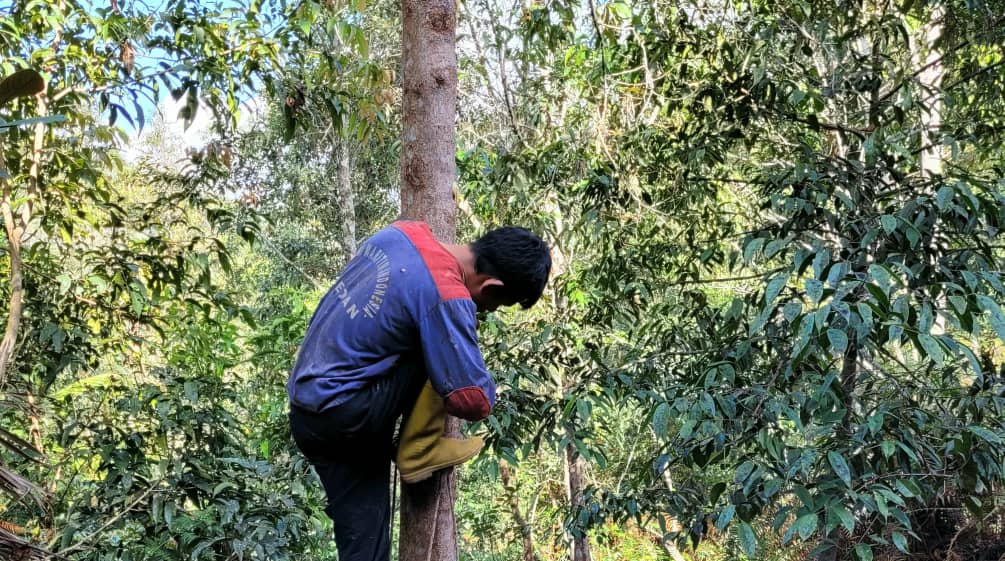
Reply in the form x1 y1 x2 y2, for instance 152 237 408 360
914 4 947 337
335 141 357 263
915 3 945 179
0 92 44 390
0 138 24 390
656 469 687 561
398 0 457 238
499 462 539 561
564 438 592 561
398 0 460 560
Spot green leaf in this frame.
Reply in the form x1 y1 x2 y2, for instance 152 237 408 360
892 531 909 553
805 279 824 303
794 513 818 540
783 302 802 322
867 412 884 434
827 329 848 353
812 250 830 280
919 302 933 333
716 504 735 530
828 451 852 487
213 481 237 496
794 485 814 509
678 419 697 440
874 490 890 517
652 402 671 439
133 291 147 317
164 502 175 526
789 89 806 106
880 214 897 234
765 273 787 305
791 314 815 358
855 543 874 561
878 488 906 507
906 226 920 247
750 306 773 336
976 295 1005 343
935 185 954 210
961 345 983 376
983 272 1005 295
949 295 967 315
762 478 783 498
832 505 855 533
744 237 765 264
869 264 892 295
608 1 632 19
856 302 873 327
881 440 896 458
738 522 756 556
151 494 162 523
734 461 756 484
969 426 1002 445
57 273 72 294
888 324 904 343
917 334 943 366
765 239 786 258
709 482 727 505
184 381 198 401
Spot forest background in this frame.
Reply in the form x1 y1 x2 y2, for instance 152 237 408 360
1 0 1004 560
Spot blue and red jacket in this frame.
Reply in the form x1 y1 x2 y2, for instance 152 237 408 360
286 220 495 421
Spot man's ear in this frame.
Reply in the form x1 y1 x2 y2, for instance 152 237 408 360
480 277 505 290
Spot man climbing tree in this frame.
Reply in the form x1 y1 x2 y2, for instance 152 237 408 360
286 221 551 561
286 0 542 558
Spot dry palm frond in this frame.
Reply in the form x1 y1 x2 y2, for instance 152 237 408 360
0 519 24 534
0 526 50 561
0 427 43 463
0 462 44 507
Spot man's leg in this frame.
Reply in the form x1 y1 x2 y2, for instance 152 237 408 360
289 359 426 561
313 460 391 561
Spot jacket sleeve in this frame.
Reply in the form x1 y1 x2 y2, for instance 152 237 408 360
417 298 496 421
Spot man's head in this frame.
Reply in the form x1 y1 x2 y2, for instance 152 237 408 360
464 227 551 313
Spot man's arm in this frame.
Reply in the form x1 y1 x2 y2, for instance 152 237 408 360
418 299 496 421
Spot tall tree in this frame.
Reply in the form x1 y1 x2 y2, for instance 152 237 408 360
397 0 461 560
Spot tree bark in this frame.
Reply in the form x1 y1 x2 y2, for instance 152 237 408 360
564 440 593 561
656 469 687 561
913 4 947 337
0 93 45 390
914 3 945 179
398 0 460 560
335 140 357 263
499 462 539 561
398 0 457 238
0 135 24 390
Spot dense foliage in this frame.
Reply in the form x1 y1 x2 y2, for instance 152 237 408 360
1 0 1003 560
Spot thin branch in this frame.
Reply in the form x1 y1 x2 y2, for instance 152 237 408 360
877 14 1005 105
56 481 164 557
255 232 324 290
478 0 523 144
667 268 785 288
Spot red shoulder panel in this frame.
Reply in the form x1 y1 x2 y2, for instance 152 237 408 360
394 220 470 301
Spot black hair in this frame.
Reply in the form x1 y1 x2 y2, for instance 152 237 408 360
472 226 551 309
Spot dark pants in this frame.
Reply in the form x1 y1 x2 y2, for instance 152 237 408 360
289 366 425 561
